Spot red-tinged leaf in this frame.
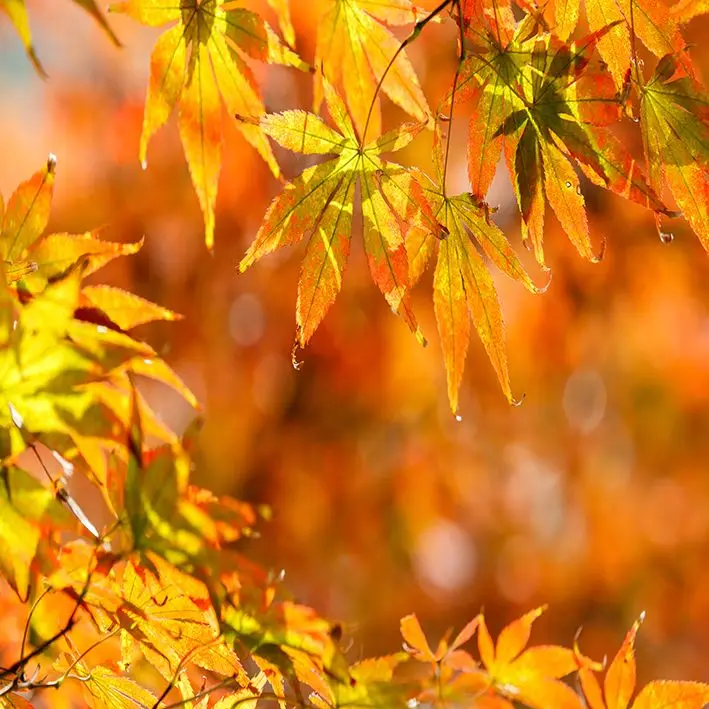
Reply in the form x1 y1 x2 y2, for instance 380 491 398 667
475 696 517 709
495 606 546 667
543 143 603 262
296 172 356 346
1 154 55 262
242 83 427 349
240 160 351 270
400 613 437 662
0 693 35 708
313 0 430 141
466 84 506 200
605 614 644 709
81 285 181 331
361 166 425 346
633 680 709 709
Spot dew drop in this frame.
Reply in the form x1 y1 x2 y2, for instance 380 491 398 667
576 185 582 195
455 414 463 422
47 152 57 171
632 115 640 124
140 159 148 171
565 181 572 188
659 231 674 244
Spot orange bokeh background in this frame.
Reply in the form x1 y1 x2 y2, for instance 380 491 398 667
2 0 709 687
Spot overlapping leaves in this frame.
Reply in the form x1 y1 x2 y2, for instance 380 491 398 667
407 166 542 411
640 53 709 248
459 14 671 267
0 159 196 467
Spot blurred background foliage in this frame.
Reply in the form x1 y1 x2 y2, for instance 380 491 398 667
2 0 709 689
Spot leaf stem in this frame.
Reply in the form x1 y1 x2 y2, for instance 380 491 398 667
441 0 466 197
360 0 454 146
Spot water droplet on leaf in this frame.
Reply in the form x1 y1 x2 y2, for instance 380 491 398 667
140 159 148 171
660 231 674 244
455 414 463 422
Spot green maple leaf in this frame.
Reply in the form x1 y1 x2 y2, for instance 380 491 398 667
640 53 709 248
460 14 671 266
239 78 437 348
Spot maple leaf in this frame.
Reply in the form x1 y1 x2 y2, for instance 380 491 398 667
406 167 542 411
0 271 152 461
640 53 709 249
475 606 591 709
579 613 709 709
0 159 199 480
0 0 118 77
110 0 307 249
313 0 431 141
530 0 687 90
459 15 671 266
401 612 479 666
240 80 434 348
0 157 143 293
58 659 163 709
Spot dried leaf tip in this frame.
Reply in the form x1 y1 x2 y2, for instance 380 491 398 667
291 341 304 371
